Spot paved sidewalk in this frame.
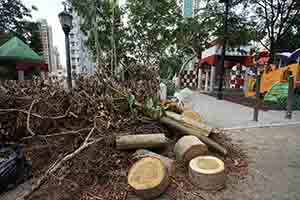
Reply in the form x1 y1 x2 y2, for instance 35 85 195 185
219 126 300 200
185 92 300 200
185 92 300 129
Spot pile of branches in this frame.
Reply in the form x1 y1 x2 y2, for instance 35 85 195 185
0 65 166 200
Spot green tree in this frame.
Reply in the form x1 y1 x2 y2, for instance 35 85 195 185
125 0 181 65
0 0 32 33
16 21 43 54
0 0 41 53
246 0 300 60
70 0 125 75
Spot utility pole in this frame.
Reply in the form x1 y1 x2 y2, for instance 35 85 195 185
217 0 230 100
59 2 73 91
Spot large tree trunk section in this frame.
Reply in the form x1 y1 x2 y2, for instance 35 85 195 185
160 117 227 156
165 111 213 137
116 134 168 150
174 135 208 163
132 149 175 176
189 156 226 190
128 157 170 200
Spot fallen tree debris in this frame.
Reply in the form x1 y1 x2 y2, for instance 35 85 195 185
188 156 226 190
174 135 208 163
165 111 215 137
17 126 104 200
116 134 168 150
132 149 175 176
160 117 228 156
128 157 170 200
0 63 247 200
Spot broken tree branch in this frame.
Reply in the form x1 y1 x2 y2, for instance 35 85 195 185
21 127 92 141
18 126 103 200
0 106 74 120
27 99 38 136
160 117 227 156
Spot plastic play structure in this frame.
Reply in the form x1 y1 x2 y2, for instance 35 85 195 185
245 49 300 98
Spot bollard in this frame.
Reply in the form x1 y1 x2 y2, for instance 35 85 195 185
285 74 294 119
253 74 261 122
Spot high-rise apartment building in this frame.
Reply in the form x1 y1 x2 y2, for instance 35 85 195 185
182 0 201 17
69 11 96 76
39 19 54 73
51 46 61 75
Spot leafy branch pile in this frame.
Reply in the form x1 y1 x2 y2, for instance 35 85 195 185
0 65 167 200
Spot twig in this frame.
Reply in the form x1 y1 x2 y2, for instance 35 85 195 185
18 126 103 200
48 106 71 120
21 128 92 141
0 106 74 120
27 99 38 136
0 109 43 119
85 191 105 200
171 178 209 200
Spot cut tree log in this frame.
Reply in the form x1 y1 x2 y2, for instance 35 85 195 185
189 156 226 190
116 134 168 150
132 149 175 176
128 157 170 200
160 117 227 156
165 111 213 137
174 135 208 163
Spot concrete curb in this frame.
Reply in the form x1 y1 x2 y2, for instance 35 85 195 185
223 121 300 130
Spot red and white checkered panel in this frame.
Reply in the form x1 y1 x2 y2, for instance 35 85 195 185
180 70 198 89
230 66 246 89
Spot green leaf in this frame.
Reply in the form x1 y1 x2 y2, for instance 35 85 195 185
127 94 135 110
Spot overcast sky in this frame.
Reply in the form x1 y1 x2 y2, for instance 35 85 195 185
22 0 126 69
23 0 67 68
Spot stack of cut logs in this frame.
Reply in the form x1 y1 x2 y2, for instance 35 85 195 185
116 110 228 199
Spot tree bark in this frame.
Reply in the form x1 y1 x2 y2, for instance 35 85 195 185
165 111 212 137
160 117 227 156
132 149 175 176
116 134 168 150
128 157 170 200
189 156 226 190
174 135 208 163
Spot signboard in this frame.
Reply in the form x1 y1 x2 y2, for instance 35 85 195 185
183 0 193 17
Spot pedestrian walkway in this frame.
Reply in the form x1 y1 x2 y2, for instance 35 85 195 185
184 92 300 129
221 126 300 200
186 92 300 200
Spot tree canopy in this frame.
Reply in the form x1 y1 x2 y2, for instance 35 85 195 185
69 0 300 79
245 0 300 58
0 0 41 53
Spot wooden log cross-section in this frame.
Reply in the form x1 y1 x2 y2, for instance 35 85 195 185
132 149 176 176
128 157 170 200
174 135 208 163
116 134 168 150
160 117 228 156
189 156 226 190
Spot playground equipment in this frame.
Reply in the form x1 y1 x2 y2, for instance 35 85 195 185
245 49 300 97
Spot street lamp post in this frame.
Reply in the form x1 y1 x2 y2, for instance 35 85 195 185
59 2 73 91
217 0 230 100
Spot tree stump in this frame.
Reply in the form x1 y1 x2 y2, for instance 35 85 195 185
174 135 208 163
189 156 226 190
128 157 170 200
132 149 176 176
116 134 168 150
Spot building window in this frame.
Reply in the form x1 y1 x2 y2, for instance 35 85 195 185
71 50 75 54
72 65 76 70
71 42 75 47
70 33 75 38
72 57 76 62
77 58 80 62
